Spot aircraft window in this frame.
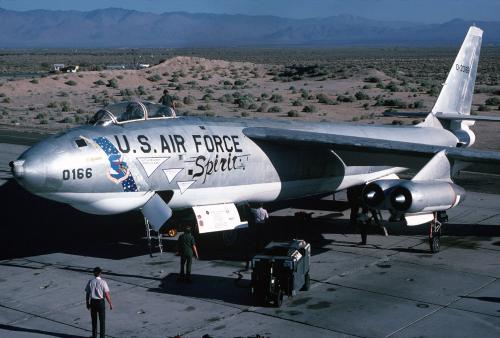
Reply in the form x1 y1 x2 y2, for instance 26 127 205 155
75 138 87 147
114 102 145 123
143 101 176 119
88 109 116 126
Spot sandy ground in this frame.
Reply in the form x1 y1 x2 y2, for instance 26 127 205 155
0 56 499 150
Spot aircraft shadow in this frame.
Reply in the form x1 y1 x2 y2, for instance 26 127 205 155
148 272 254 306
0 324 87 338
2 177 499 261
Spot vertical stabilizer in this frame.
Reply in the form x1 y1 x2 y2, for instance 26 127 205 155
432 26 483 116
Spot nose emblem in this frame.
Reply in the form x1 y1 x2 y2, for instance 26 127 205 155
10 160 25 178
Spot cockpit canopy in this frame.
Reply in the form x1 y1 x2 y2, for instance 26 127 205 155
89 101 176 126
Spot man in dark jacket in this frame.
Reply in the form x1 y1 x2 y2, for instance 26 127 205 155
177 227 199 283
159 89 175 108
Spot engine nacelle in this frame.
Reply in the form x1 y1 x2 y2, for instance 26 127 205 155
362 179 401 209
389 181 466 214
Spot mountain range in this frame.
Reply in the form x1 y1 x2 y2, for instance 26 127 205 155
1 7 500 48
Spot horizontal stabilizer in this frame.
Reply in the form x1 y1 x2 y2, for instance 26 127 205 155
384 111 500 122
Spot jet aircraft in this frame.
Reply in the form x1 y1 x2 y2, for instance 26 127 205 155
10 26 500 252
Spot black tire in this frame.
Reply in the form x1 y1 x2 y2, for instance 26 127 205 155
221 229 239 247
430 235 440 253
274 289 283 307
302 273 311 291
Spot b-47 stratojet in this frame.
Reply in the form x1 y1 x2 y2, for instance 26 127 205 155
10 26 500 252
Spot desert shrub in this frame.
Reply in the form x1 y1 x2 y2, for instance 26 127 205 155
485 97 500 106
197 104 211 111
270 94 283 103
257 103 269 112
30 79 39 84
107 78 118 88
355 91 370 100
202 94 213 101
234 79 245 86
317 93 336 105
478 105 488 111
117 75 124 80
374 99 407 108
39 119 48 125
268 106 282 113
3 97 11 103
386 82 399 92
241 111 250 117
287 110 300 117
364 76 381 83
147 95 156 101
292 99 303 106
136 86 147 95
47 102 58 108
337 95 355 103
302 105 317 113
35 113 46 119
60 101 71 112
120 88 134 97
147 74 162 82
65 80 77 86
411 101 426 109
218 94 234 103
61 116 74 123
94 79 105 86
183 95 196 105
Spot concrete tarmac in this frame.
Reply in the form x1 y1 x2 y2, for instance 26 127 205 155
1 142 500 337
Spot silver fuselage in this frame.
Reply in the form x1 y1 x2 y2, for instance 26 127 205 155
14 117 458 214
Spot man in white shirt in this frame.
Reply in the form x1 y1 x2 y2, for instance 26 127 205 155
85 267 113 338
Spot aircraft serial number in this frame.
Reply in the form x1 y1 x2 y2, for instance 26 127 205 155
63 168 92 180
456 64 470 74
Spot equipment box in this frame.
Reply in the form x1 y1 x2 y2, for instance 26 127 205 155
251 240 311 307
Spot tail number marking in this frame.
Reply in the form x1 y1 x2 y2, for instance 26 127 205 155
456 64 470 74
63 168 93 180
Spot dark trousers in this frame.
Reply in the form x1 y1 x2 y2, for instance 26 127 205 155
90 299 105 338
180 255 192 279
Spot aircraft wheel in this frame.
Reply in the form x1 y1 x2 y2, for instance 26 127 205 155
302 273 311 291
430 235 440 253
274 289 283 308
222 229 239 247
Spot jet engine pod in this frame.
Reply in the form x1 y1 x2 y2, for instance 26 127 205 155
389 181 466 214
362 179 402 209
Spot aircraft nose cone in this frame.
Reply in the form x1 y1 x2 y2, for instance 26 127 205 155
10 160 25 179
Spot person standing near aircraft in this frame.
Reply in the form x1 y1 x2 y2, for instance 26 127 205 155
357 209 371 245
158 89 175 109
177 226 199 283
85 267 113 338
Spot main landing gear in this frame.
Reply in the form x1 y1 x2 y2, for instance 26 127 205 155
428 212 443 254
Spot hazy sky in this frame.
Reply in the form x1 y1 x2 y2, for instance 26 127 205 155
0 0 499 23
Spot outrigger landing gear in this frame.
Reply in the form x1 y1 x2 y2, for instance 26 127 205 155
428 213 442 254
144 217 163 257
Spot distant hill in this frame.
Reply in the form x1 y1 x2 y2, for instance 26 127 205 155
1 7 500 48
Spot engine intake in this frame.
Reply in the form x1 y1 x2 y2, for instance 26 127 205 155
362 180 401 209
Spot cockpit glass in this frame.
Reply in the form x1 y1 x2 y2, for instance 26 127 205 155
89 109 115 126
143 102 176 119
112 102 145 122
89 101 176 126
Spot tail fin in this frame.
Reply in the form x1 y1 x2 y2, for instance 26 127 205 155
432 26 483 116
